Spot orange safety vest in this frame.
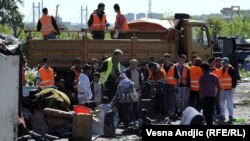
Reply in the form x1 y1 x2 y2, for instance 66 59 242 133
178 65 188 85
190 66 203 91
165 65 177 85
92 12 106 31
39 66 55 87
220 67 232 90
40 15 56 36
211 68 221 78
147 67 166 81
115 12 129 32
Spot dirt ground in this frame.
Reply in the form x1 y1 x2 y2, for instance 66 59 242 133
232 81 250 124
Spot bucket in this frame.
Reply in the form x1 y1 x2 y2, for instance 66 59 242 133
74 105 91 114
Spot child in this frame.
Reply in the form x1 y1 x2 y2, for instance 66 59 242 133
91 72 102 105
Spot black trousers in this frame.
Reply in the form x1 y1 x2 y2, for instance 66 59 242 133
92 31 105 39
203 97 216 125
189 91 202 112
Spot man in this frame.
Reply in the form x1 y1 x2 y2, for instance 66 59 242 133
162 53 180 123
189 58 203 112
176 55 190 116
37 8 60 40
36 58 55 87
125 59 144 122
144 62 166 118
208 57 221 118
113 4 129 39
100 49 124 101
68 58 82 106
88 3 107 39
219 57 237 123
78 64 93 104
199 63 220 125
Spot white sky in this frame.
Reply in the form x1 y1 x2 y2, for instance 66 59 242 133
18 0 250 24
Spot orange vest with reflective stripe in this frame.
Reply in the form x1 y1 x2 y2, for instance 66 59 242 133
220 67 232 90
211 68 221 78
166 65 177 85
115 12 129 32
190 66 203 91
92 12 106 31
178 65 188 85
40 15 56 36
39 66 55 87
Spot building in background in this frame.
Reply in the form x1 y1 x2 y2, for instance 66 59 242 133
125 13 135 22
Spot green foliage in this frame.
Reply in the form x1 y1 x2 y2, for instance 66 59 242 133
25 68 37 84
206 16 250 38
0 0 24 37
239 69 250 78
0 25 12 34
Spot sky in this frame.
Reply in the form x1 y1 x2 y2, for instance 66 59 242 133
18 0 250 24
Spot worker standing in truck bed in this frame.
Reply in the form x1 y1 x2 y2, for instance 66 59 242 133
88 3 107 39
113 4 129 39
37 8 60 40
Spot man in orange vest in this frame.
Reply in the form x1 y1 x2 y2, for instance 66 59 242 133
37 8 60 40
143 62 166 118
88 3 107 39
162 53 180 123
189 58 203 112
36 58 55 87
219 57 237 123
113 4 129 39
176 55 190 116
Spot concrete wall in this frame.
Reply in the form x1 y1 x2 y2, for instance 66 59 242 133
0 56 19 141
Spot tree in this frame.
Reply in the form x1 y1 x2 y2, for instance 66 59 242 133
0 0 24 37
206 16 229 39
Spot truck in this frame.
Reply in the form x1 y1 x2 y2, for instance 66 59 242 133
25 14 212 69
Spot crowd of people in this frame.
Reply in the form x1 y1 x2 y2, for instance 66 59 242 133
22 47 238 126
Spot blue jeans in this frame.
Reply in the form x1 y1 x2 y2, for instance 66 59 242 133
220 90 234 117
176 86 189 112
43 32 56 40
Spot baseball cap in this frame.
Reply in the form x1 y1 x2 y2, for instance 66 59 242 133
222 57 229 63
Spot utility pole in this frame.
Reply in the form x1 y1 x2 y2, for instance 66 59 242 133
81 5 88 28
56 4 60 22
41 0 43 10
32 2 40 26
148 0 152 18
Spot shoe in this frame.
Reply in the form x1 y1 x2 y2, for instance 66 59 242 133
229 116 234 122
165 118 172 124
220 116 226 121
